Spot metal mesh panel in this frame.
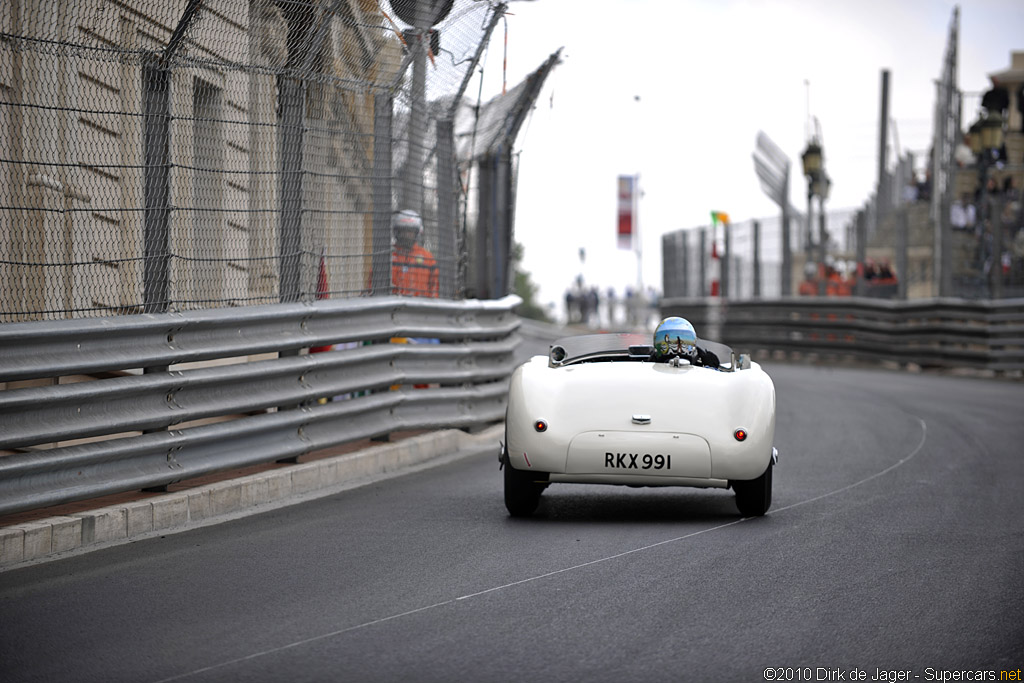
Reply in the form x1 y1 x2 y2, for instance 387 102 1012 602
0 0 504 321
661 211 866 302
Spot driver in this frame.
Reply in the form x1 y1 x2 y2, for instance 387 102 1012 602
652 316 719 368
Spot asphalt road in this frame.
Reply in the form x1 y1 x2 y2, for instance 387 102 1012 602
2 333 1023 682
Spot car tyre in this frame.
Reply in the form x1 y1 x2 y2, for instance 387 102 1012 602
733 461 772 517
503 452 544 517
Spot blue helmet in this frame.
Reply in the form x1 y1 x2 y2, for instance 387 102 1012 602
653 317 697 359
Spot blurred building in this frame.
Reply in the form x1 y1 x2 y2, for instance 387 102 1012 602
869 49 1024 299
1 0 407 320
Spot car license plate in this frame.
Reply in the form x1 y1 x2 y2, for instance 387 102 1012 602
603 452 672 470
566 431 711 478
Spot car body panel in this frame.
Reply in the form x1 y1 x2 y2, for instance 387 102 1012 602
506 349 776 487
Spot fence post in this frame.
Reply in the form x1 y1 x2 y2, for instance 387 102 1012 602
142 54 171 314
660 233 673 298
938 185 953 298
722 219 731 299
681 232 690 298
876 70 891 232
278 74 303 303
494 147 513 297
401 29 428 217
436 118 457 298
896 208 908 300
817 197 829 296
781 177 792 296
992 196 1004 300
141 0 204 313
805 186 814 274
371 93 393 296
752 220 761 298
699 229 707 297
855 209 867 296
474 150 513 299
473 156 492 299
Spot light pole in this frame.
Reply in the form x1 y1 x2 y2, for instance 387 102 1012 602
814 172 831 296
801 136 823 293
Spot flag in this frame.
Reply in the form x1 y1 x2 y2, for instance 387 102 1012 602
617 175 636 249
709 211 729 260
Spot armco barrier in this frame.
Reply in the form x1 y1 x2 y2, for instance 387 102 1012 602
0 296 521 516
660 297 1024 373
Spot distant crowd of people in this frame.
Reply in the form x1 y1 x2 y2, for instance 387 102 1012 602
949 173 1024 293
564 281 659 330
862 260 896 282
902 169 933 204
797 259 897 298
950 176 1021 233
893 100 1024 297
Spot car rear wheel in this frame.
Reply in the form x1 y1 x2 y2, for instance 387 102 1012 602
732 461 772 517
503 451 545 517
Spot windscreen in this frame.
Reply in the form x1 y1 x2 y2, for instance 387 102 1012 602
549 333 734 368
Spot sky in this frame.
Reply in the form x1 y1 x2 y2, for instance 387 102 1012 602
466 0 1024 318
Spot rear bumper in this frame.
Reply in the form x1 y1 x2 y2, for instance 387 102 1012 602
549 473 729 488
506 429 774 482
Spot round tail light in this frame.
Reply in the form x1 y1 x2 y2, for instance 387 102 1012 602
734 428 748 442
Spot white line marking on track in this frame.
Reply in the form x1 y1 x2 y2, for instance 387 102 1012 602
772 417 927 515
154 418 927 682
152 601 457 683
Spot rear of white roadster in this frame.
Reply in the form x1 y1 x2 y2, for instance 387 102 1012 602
502 333 777 517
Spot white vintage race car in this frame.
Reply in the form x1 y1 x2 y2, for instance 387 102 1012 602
502 330 777 517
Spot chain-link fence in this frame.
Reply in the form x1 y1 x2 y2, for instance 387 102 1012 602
661 209 862 301
667 8 1023 304
1 0 509 322
876 8 1024 300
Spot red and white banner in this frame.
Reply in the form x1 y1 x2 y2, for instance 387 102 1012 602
617 175 636 250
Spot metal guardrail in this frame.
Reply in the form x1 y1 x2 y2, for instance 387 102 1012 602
0 296 521 381
661 297 1024 372
0 296 521 516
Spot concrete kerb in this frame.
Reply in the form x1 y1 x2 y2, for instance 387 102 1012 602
0 425 503 571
